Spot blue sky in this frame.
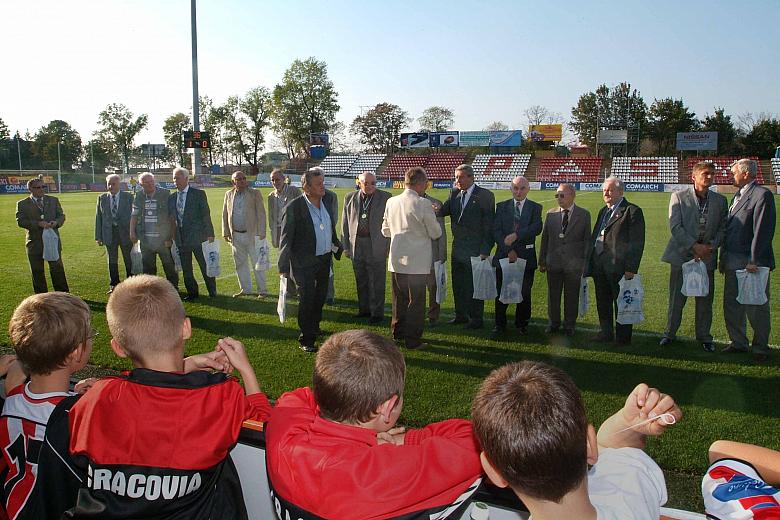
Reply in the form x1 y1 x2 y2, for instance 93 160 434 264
2 0 777 147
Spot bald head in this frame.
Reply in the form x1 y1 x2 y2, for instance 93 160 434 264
511 176 530 201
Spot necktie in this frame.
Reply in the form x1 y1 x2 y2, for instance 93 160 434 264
730 191 741 214
514 201 522 220
594 207 610 255
35 197 44 213
561 209 570 234
457 190 467 222
177 191 185 225
111 195 118 219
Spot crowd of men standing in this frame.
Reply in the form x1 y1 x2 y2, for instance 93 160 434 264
15 158 776 362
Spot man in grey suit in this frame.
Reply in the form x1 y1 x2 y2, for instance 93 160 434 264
539 183 591 336
95 173 134 293
324 185 339 304
268 168 301 249
720 158 775 363
436 164 495 328
423 190 447 326
342 172 391 323
660 162 727 352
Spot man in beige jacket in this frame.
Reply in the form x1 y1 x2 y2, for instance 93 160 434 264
222 171 268 297
382 167 442 349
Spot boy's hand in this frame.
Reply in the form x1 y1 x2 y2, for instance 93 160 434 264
622 383 682 437
0 354 17 377
216 337 261 395
3 359 27 395
184 350 232 374
377 426 406 446
75 377 100 394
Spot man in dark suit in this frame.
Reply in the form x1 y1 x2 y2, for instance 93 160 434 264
720 159 775 363
492 176 542 337
95 174 133 293
586 177 645 345
436 164 495 328
278 168 342 352
170 167 217 300
539 183 591 336
324 186 339 305
660 162 727 352
423 190 447 326
342 172 391 323
16 178 69 293
129 172 178 287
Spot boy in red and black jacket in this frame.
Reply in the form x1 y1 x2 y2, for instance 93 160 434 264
37 274 270 519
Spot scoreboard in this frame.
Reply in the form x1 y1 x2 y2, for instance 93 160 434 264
183 131 211 149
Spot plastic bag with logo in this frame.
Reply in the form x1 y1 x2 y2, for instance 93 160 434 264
578 277 589 318
681 259 708 297
130 242 143 275
471 256 497 301
277 276 287 323
736 267 770 305
202 240 221 278
498 257 526 304
42 228 60 262
170 241 183 273
616 275 644 325
434 260 447 305
254 237 271 271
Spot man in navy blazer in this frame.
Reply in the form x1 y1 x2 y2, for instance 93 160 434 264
95 174 133 293
491 176 542 337
720 159 775 363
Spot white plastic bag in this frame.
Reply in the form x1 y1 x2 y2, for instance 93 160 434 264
131 242 143 274
681 259 708 297
171 241 183 273
254 237 270 271
499 257 526 304
471 256 497 301
616 275 644 325
578 277 589 318
434 260 447 305
42 228 59 261
202 240 221 278
736 267 770 305
277 276 287 323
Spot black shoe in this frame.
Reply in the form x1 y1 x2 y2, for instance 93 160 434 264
490 327 505 340
465 321 483 330
182 294 199 301
545 325 560 334
659 337 673 347
563 328 575 337
406 342 428 350
702 342 715 352
354 312 371 319
208 292 217 297
369 316 383 324
428 319 438 328
722 343 748 354
592 332 614 343
518 325 528 335
615 338 631 346
326 298 335 305
447 317 469 325
299 343 318 353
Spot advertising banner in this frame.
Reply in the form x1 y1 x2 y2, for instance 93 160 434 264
597 129 628 144
623 182 663 192
400 132 430 148
429 132 459 147
432 181 454 189
676 132 718 151
253 180 272 188
310 133 329 147
459 131 490 147
489 131 523 147
0 184 29 193
528 125 562 142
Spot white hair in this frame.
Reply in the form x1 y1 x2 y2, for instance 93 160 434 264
732 158 758 179
138 172 154 183
172 166 189 177
603 176 624 192
105 173 120 184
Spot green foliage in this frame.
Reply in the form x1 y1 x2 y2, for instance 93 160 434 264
417 106 454 132
31 120 82 171
0 117 8 140
701 108 741 155
350 102 410 153
95 103 148 175
647 98 700 155
743 117 780 158
200 96 226 168
271 57 340 159
570 82 647 150
162 112 190 167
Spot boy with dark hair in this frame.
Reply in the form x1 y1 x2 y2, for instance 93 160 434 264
0 293 92 520
266 329 482 519
37 274 270 519
472 361 682 520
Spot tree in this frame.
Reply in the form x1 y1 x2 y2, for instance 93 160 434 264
0 117 10 168
162 112 190 166
417 106 454 132
0 117 8 140
350 102 410 153
32 120 82 171
570 82 647 151
701 108 740 155
222 87 272 172
200 96 226 168
743 117 780 158
95 103 148 175
83 138 114 173
523 105 562 127
483 121 509 131
271 57 340 158
646 98 699 155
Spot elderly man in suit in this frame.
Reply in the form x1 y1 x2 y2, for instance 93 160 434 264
170 167 216 300
423 189 447 326
720 159 775 363
268 168 301 250
95 173 133 293
382 167 442 349
324 184 339 305
435 164 495 329
342 172 391 323
586 176 645 345
222 170 267 298
278 167 342 352
129 172 178 287
539 183 591 336
492 176 542 337
660 162 727 352
16 178 69 293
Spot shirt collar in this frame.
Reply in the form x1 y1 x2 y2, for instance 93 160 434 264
607 197 624 211
178 185 190 194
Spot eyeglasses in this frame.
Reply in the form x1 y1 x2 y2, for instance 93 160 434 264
30 185 44 190
363 182 377 186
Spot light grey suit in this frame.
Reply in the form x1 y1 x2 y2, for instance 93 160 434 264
660 188 727 343
539 204 591 331
342 189 391 318
268 185 302 249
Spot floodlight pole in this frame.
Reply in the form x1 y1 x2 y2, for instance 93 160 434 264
90 141 95 183
190 0 201 175
57 140 62 193
16 133 22 171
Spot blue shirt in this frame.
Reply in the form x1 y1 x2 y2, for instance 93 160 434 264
304 194 332 256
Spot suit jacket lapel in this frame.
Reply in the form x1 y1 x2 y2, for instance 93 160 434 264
603 199 625 232
730 183 754 217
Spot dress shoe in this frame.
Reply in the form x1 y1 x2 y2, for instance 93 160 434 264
182 294 199 301
592 332 614 343
722 343 748 354
299 343 317 353
354 312 371 319
428 319 438 328
107 287 115 294
563 328 575 337
544 325 560 334
406 342 428 350
257 292 268 299
658 337 673 347
702 342 715 353
369 316 383 324
490 327 505 340
753 353 769 364
518 325 528 336
465 321 483 330
232 290 249 298
326 298 335 305
208 291 217 297
615 338 631 346
447 317 469 325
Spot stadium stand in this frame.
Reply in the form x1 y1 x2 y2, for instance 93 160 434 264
345 154 387 177
381 155 428 180
473 154 532 182
318 155 359 176
684 156 765 184
536 157 602 182
610 157 679 183
423 153 467 180
770 158 780 185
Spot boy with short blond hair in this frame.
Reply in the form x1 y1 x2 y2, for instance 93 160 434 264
266 329 482 520
37 275 270 519
1 292 92 520
472 361 682 520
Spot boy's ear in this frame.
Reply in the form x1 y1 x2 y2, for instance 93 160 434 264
110 338 129 359
377 394 399 424
480 452 509 488
586 423 598 465
181 317 192 341
69 342 89 365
